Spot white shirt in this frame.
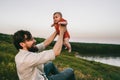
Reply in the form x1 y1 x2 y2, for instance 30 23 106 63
15 43 55 80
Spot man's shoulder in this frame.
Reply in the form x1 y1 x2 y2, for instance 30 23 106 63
15 50 29 61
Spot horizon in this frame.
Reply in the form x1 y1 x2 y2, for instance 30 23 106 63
0 32 120 45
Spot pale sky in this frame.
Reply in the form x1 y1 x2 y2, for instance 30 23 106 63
0 0 120 44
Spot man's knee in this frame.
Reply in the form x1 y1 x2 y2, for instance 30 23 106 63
63 68 75 80
65 68 74 75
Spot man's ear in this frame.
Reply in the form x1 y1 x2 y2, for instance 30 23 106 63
20 42 25 48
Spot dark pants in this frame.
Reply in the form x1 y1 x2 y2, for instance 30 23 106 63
44 62 76 80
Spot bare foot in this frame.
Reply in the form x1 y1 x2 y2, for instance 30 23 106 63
68 49 71 53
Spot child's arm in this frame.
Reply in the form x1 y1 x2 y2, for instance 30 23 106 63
51 23 54 27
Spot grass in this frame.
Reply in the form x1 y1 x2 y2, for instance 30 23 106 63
0 33 120 80
53 51 120 80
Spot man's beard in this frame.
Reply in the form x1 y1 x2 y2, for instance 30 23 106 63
27 44 38 52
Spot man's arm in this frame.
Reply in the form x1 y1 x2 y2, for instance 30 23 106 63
53 25 66 56
43 31 57 48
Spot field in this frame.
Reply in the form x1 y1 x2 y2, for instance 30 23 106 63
0 33 120 80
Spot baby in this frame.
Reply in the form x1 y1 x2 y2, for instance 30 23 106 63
51 12 71 52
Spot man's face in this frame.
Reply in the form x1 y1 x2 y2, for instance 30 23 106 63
53 14 61 23
23 36 38 52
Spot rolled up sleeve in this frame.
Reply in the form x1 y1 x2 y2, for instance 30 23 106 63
36 42 45 52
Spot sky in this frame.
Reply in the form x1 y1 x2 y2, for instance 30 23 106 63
0 0 120 44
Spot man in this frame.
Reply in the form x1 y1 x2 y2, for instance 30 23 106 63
13 26 76 80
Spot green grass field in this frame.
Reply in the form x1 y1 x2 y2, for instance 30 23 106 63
0 33 120 80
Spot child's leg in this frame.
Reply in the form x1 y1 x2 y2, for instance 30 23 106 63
63 38 71 53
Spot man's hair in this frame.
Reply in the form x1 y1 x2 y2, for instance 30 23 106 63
53 12 62 17
13 30 32 50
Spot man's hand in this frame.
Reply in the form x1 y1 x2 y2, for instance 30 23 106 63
58 21 67 25
58 21 67 26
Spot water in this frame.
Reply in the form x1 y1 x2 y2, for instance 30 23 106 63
76 55 120 67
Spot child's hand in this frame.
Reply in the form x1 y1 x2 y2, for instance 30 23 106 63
51 23 54 27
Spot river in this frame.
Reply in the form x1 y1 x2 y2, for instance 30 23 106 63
76 55 120 67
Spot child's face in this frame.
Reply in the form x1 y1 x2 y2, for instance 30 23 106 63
53 14 61 23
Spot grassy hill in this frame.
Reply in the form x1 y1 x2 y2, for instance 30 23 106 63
0 33 120 80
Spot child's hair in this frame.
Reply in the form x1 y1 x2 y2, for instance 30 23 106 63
53 12 62 17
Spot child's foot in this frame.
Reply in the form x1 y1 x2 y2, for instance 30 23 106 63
68 49 71 53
